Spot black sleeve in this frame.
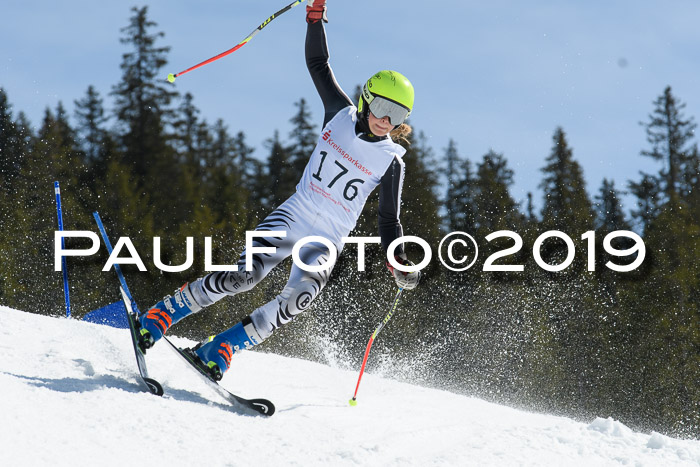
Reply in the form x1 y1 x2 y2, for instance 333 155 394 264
378 157 406 257
306 21 353 127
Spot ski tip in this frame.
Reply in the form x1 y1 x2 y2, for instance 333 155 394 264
348 398 357 407
145 378 164 396
167 73 176 83
250 399 275 417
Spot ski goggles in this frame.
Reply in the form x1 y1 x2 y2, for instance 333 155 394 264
366 95 411 126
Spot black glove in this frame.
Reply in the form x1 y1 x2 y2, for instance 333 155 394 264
386 255 421 290
306 0 328 23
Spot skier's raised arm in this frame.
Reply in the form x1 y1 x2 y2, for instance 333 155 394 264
305 0 353 127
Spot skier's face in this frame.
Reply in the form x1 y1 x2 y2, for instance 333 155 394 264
368 112 393 137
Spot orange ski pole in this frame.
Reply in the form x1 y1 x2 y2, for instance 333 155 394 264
349 288 403 406
167 0 304 83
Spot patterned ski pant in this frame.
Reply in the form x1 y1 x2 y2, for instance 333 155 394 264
189 194 344 340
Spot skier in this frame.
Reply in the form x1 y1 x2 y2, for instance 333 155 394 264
138 0 421 380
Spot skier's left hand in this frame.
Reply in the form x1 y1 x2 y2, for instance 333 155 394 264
306 0 328 23
386 255 421 290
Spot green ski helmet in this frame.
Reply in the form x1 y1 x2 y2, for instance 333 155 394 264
358 70 414 126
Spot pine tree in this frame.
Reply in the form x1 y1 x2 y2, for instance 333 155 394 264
14 112 33 158
473 149 523 234
111 6 177 182
173 93 201 166
594 178 629 232
456 158 478 234
540 127 595 234
111 6 187 238
442 139 460 230
205 124 261 227
74 85 115 177
203 120 250 233
590 178 632 308
619 87 700 435
265 130 296 209
231 130 257 189
230 129 263 226
441 139 475 233
534 128 601 413
628 174 661 234
0 88 22 188
288 98 317 180
640 86 697 202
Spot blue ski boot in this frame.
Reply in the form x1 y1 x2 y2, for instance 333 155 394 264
139 283 203 349
190 316 263 381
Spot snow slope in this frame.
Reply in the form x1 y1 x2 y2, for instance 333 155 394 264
0 306 698 467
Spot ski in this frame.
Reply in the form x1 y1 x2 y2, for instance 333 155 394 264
161 336 275 417
93 212 272 415
93 211 163 396
119 286 164 396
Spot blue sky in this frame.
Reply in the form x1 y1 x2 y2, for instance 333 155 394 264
2 1 699 216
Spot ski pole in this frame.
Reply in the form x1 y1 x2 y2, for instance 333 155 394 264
54 181 71 318
167 0 304 83
349 288 403 406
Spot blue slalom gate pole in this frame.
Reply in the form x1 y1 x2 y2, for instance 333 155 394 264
54 181 71 318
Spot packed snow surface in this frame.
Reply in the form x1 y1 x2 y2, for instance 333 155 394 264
0 306 698 466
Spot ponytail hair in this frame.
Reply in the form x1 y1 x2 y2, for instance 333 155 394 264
390 123 412 145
